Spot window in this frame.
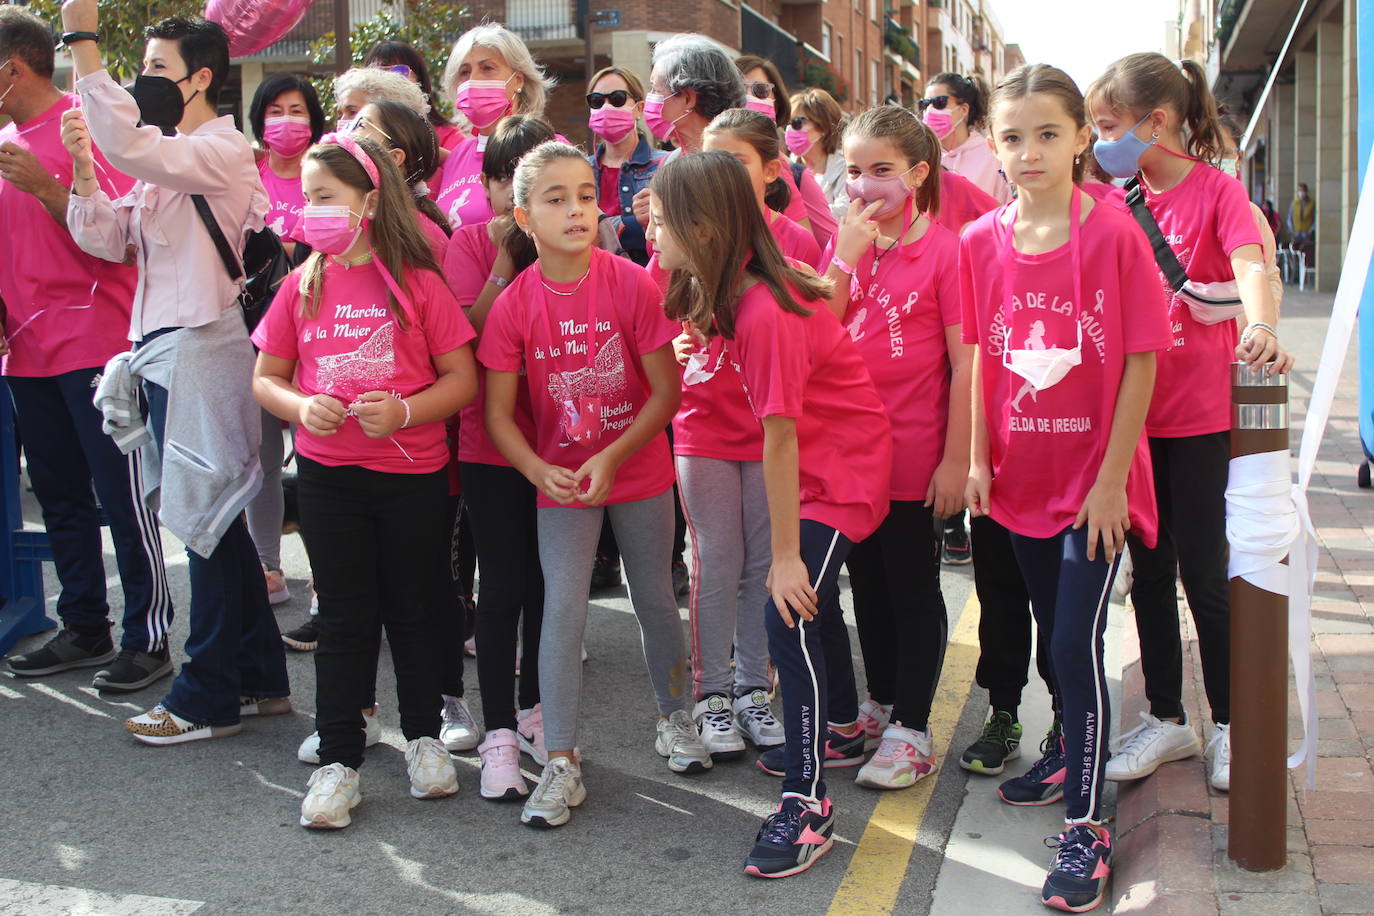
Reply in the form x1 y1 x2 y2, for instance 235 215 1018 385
855 48 863 97
870 58 879 106
869 0 878 22
822 22 833 60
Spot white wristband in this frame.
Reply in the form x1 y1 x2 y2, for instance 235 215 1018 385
399 397 412 429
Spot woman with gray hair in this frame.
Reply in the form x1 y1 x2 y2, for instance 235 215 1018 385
434 23 555 229
333 67 430 123
644 33 745 158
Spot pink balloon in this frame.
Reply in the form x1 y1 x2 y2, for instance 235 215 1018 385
204 0 315 59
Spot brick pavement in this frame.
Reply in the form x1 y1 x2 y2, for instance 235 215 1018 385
1111 287 1374 915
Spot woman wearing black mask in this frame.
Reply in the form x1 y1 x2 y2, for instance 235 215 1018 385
61 1 289 747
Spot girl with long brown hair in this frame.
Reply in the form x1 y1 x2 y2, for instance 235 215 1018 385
651 150 890 879
252 134 478 830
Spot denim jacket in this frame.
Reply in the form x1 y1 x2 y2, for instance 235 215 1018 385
591 133 668 265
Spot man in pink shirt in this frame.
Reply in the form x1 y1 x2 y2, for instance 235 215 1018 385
0 7 173 692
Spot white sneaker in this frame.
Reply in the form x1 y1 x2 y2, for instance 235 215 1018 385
440 695 482 752
694 694 746 760
297 708 382 764
405 736 459 799
300 763 361 829
857 697 893 750
655 708 714 774
516 704 548 766
1113 548 1135 601
1104 711 1202 781
733 689 785 748
1205 723 1231 792
855 725 939 790
521 757 586 828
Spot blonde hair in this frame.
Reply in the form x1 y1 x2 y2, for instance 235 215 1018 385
332 67 430 118
442 23 555 118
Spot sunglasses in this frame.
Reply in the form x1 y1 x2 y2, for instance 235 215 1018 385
586 90 631 109
373 64 414 81
918 95 950 111
790 116 807 130
746 81 774 100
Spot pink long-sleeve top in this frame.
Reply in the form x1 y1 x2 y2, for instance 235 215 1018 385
66 70 267 341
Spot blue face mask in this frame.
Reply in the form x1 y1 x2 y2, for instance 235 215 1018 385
1092 114 1155 179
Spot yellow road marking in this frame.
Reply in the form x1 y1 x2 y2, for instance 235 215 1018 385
827 594 983 915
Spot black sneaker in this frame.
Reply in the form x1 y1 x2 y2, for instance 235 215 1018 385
757 726 867 776
743 795 835 878
672 558 690 597
590 554 621 592
960 710 1024 775
6 628 116 677
1041 824 1113 912
282 618 320 651
998 722 1066 806
92 646 173 693
942 519 972 565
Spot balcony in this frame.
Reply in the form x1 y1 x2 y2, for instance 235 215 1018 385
884 16 920 70
508 0 578 42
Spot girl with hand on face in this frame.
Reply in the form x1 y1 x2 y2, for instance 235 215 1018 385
478 142 709 830
963 64 1171 913
249 73 325 253
435 24 555 229
441 115 553 801
252 135 478 832
1086 53 1294 797
924 72 1012 204
819 106 971 791
587 66 667 266
652 150 891 880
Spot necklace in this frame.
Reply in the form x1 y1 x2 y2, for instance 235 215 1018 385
869 208 922 277
539 265 592 296
330 252 373 270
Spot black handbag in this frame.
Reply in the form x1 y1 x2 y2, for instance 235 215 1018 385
190 194 291 333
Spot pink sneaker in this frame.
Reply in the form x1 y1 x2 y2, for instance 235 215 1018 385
857 698 893 750
478 729 529 801
516 705 547 766
855 725 938 790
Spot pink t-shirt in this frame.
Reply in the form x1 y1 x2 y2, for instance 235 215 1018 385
258 157 306 243
0 94 136 377
944 132 1013 204
419 213 450 259
1140 163 1262 438
443 223 538 465
435 122 466 151
959 199 1172 544
477 247 678 508
434 136 495 230
1082 180 1126 209
768 210 823 269
841 222 963 500
938 169 1000 235
733 281 892 543
252 260 476 474
783 161 839 250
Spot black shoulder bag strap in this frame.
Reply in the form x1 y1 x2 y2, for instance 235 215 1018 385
190 193 244 282
1123 176 1189 295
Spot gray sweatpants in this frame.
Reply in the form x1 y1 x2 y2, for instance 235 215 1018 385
537 489 690 751
677 456 772 698
245 409 286 571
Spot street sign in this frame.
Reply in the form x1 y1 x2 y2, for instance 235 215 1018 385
592 9 621 27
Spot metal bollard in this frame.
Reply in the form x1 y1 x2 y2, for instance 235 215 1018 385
1228 361 1289 872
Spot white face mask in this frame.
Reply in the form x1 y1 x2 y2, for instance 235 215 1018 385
1002 321 1083 392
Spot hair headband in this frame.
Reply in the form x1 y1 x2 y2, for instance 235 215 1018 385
319 132 381 188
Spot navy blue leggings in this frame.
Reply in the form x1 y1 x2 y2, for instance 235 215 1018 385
1009 525 1119 824
764 520 858 801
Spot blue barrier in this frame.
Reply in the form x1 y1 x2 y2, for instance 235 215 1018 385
0 380 55 655
1360 0 1374 486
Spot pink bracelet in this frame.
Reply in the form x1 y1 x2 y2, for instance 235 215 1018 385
399 397 412 429
830 254 856 275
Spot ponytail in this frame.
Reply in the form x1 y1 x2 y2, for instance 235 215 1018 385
930 71 989 131
1178 59 1226 164
1086 52 1227 165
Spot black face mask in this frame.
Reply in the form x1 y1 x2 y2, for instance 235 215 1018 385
129 74 197 135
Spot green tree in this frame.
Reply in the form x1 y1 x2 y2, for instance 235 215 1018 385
27 0 205 84
309 0 470 119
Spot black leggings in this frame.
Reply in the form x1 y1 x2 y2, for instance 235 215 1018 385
1010 525 1118 825
1127 432 1231 725
461 462 544 732
848 501 947 732
971 515 1059 718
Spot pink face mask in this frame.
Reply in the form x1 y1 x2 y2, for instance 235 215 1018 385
456 74 516 131
744 94 775 118
845 163 919 219
263 115 313 157
300 204 368 255
643 92 684 141
589 105 637 144
784 127 813 157
922 106 964 139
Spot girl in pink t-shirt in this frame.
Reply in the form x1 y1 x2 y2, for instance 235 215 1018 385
252 136 478 831
477 142 708 829
1086 53 1295 796
963 66 1171 912
441 115 553 802
822 106 973 790
652 150 891 880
